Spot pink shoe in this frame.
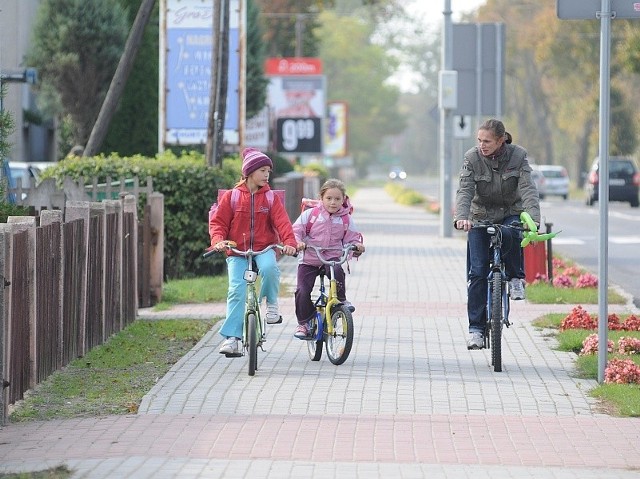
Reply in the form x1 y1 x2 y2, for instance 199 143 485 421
294 324 309 339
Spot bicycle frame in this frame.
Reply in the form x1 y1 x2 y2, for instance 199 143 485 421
486 225 511 332
203 243 282 376
305 244 356 365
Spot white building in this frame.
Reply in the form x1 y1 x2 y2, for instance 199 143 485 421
0 0 56 163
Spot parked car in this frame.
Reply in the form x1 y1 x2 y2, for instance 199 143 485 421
388 166 407 181
531 164 570 200
9 161 42 186
584 156 640 207
1 160 43 203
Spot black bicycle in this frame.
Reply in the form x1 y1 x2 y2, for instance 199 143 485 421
474 212 555 372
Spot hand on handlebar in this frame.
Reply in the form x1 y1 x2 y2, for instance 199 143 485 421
212 240 237 252
281 244 298 256
455 219 473 232
352 243 365 257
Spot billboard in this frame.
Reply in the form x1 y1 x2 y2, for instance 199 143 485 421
160 0 240 147
325 102 348 157
265 58 325 154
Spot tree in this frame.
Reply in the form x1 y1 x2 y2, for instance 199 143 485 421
85 0 157 157
102 0 160 157
246 0 269 119
316 10 405 172
26 0 129 150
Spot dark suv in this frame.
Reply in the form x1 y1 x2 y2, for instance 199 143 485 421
585 156 640 207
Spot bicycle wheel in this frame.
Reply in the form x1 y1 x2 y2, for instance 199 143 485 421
326 305 353 365
247 313 258 376
490 271 503 372
307 312 323 361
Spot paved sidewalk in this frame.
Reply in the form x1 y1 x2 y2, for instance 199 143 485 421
1 187 640 478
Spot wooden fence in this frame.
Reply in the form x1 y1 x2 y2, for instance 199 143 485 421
0 189 164 425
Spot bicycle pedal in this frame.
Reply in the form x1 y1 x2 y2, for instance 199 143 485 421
224 352 242 358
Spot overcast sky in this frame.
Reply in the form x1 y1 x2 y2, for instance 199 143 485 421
408 0 486 25
391 1 487 92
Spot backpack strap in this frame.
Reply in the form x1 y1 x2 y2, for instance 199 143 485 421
305 206 349 236
229 188 275 211
230 188 240 210
305 206 321 236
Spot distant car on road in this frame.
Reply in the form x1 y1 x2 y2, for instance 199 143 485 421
388 166 407 181
531 164 570 200
584 156 640 207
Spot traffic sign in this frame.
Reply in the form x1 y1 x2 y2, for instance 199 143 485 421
453 115 472 139
557 0 640 19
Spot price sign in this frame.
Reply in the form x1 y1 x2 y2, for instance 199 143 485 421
276 118 322 153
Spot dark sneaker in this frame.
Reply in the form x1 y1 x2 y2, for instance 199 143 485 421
467 332 484 350
509 278 525 301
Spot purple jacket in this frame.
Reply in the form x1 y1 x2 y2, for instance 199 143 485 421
292 204 363 267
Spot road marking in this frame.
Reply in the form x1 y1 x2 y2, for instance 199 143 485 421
552 237 585 245
610 236 640 244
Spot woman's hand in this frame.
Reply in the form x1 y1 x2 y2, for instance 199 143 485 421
455 220 472 232
296 241 306 251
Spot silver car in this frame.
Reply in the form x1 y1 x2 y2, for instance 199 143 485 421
531 164 570 200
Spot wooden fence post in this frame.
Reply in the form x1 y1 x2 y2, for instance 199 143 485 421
149 192 164 305
64 201 90 356
39 210 64 373
0 225 11 426
122 194 138 321
7 217 37 390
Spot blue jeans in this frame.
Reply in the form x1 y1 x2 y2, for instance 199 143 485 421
466 215 524 334
219 250 280 339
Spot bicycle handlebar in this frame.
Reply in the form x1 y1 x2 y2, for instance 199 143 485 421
202 242 286 259
304 244 357 266
470 212 559 247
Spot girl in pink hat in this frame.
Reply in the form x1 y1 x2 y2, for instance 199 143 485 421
209 148 298 356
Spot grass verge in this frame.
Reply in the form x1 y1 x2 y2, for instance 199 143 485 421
526 282 626 304
9 319 216 422
532 312 640 416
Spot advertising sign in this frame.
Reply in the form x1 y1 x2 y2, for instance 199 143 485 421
325 102 348 157
266 57 325 154
161 0 240 146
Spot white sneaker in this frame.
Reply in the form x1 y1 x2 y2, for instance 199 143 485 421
509 278 526 301
219 337 240 356
467 332 484 350
266 303 282 324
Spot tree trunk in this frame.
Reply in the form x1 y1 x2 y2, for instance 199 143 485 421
83 0 156 157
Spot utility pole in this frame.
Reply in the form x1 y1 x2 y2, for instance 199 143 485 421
206 0 222 167
439 0 455 238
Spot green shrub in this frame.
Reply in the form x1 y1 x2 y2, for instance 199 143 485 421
47 151 241 279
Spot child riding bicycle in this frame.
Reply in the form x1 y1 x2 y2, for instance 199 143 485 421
453 119 541 351
209 148 297 356
291 179 365 339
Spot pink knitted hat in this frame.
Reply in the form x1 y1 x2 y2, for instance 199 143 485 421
241 147 273 177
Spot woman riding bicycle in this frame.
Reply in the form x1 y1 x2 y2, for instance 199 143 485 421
209 148 297 356
453 119 541 350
